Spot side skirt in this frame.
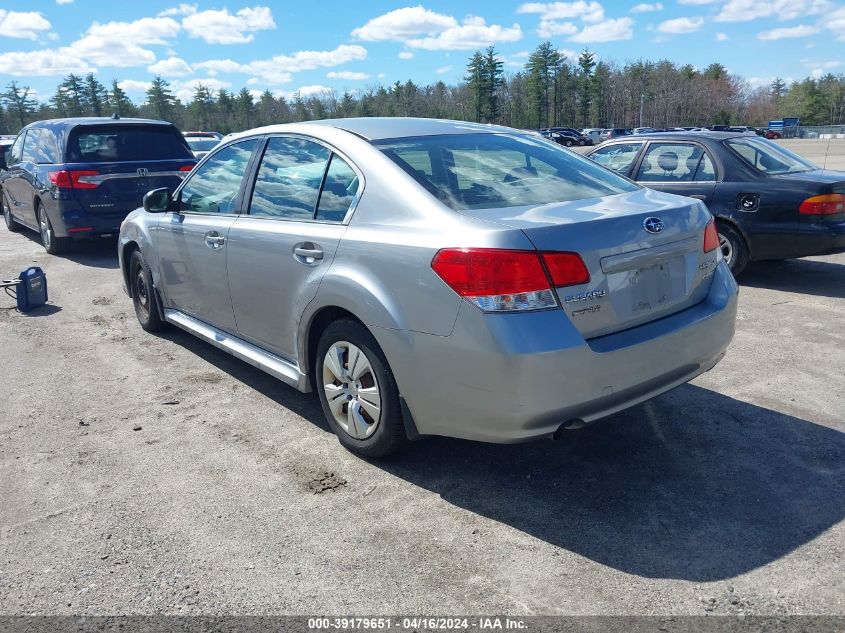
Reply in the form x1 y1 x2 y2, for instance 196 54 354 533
163 309 312 393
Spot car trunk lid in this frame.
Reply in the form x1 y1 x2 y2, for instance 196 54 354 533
459 188 719 338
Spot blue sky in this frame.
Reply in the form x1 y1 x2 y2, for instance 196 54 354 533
1 0 843 104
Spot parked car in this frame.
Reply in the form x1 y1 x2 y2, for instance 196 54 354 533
183 130 223 140
119 118 737 458
585 131 845 275
541 127 593 146
0 137 13 172
581 128 605 143
764 130 783 139
600 128 632 142
0 117 196 254
185 135 220 159
540 129 585 147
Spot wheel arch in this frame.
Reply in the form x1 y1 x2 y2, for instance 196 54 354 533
713 214 752 258
121 240 140 298
303 306 365 385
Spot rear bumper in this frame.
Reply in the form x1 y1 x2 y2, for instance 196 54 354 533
751 220 845 259
53 206 133 238
375 262 738 443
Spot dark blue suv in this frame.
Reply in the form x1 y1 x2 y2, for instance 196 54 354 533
0 117 195 254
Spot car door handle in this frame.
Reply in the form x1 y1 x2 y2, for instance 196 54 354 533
293 243 324 263
204 231 225 250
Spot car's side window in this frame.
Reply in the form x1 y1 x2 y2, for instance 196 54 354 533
590 142 643 174
249 137 330 220
34 130 59 164
8 133 24 165
315 154 360 222
637 143 708 183
694 153 716 182
21 129 39 163
179 139 259 215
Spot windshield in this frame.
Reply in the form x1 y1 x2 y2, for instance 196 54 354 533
373 133 638 211
726 137 817 175
186 137 220 151
66 125 193 163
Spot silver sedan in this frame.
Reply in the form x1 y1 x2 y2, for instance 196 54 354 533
118 118 738 457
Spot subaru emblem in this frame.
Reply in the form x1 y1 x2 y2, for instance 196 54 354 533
643 217 664 234
137 167 149 177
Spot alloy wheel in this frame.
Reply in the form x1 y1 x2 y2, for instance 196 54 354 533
322 341 382 440
38 208 51 249
718 232 733 266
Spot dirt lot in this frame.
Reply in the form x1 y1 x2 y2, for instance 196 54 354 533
1 173 844 614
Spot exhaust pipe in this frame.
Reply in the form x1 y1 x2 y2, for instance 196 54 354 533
553 418 587 439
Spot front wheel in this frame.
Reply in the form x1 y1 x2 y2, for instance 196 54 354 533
315 319 408 458
3 192 21 232
716 222 749 277
130 250 166 332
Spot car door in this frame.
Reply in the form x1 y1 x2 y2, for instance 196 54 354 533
588 141 645 178
1 133 27 224
633 141 717 205
155 138 260 332
226 135 361 361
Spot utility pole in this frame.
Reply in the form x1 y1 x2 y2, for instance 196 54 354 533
639 93 645 127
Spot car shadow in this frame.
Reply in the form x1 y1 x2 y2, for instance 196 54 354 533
16 228 119 270
740 258 845 298
151 324 845 582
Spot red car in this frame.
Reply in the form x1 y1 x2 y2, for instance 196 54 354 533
765 130 783 139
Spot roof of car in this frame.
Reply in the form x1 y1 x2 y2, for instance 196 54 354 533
613 131 746 142
23 117 175 131
306 117 520 140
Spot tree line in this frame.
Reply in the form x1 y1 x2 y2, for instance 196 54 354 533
2 42 844 135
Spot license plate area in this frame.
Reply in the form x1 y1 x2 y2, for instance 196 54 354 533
607 256 687 319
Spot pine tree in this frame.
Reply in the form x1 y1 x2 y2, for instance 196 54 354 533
108 80 137 117
1 82 38 129
59 74 86 117
465 51 486 123
235 88 255 130
145 76 177 121
84 73 109 117
577 49 596 127
526 42 560 128
483 46 504 123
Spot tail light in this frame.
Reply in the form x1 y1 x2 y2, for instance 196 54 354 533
179 164 194 172
703 219 719 253
431 248 589 312
799 193 845 216
49 170 100 189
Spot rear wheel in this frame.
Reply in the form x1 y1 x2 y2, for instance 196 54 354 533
716 222 749 277
564 138 574 147
37 204 70 255
130 250 165 332
2 191 21 232
315 319 408 458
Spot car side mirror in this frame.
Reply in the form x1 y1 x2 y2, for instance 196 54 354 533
143 187 172 213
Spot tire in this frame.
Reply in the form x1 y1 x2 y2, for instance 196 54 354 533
565 139 574 147
716 222 749 277
129 250 166 332
578 139 586 146
315 319 408 458
37 204 70 255
2 191 21 232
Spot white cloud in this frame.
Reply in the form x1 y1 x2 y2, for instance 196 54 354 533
569 17 634 42
716 0 830 22
56 0 74 4
825 6 845 41
70 17 181 67
293 85 333 98
436 65 452 74
758 24 820 39
715 32 728 40
158 3 197 17
406 16 522 50
148 56 193 77
197 44 368 86
0 10 52 40
678 0 717 4
398 51 414 59
517 2 605 22
657 16 704 33
377 72 387 79
538 21 579 37
327 71 370 80
353 7 521 50
0 47 90 76
182 6 275 44
631 2 663 12
118 79 153 94
352 6 456 40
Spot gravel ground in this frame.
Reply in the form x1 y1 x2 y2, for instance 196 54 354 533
0 184 843 615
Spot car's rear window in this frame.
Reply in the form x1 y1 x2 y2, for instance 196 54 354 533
186 138 220 151
725 137 816 175
66 125 193 163
374 133 638 211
